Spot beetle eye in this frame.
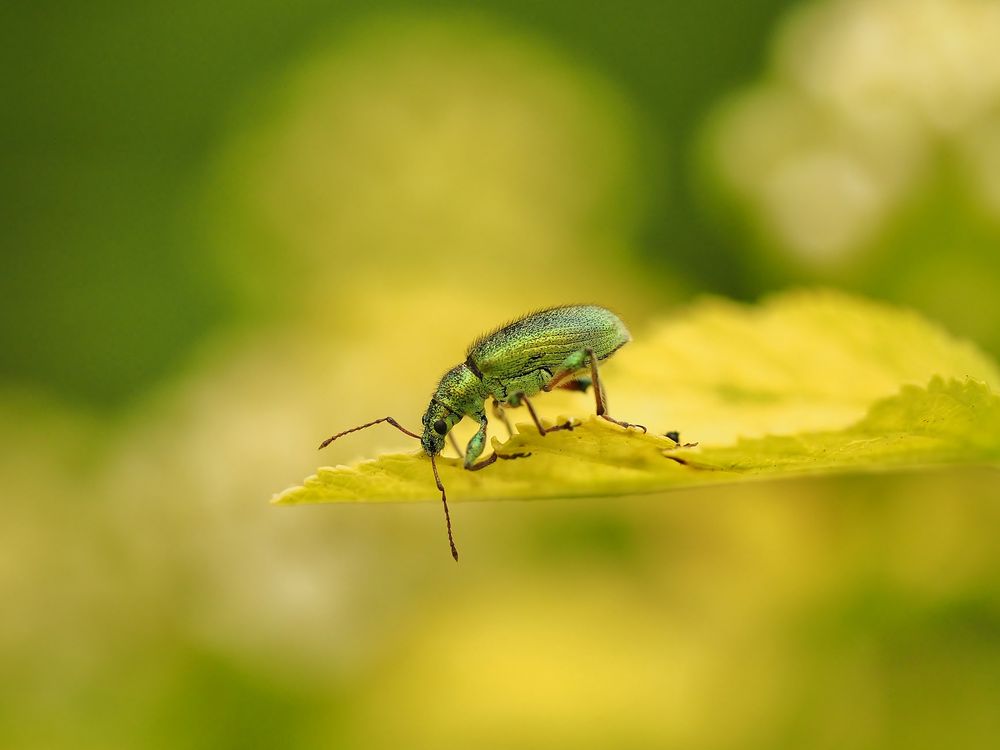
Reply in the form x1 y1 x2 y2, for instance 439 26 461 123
433 419 448 435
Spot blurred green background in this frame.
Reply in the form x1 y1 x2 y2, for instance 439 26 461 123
3 1 1000 748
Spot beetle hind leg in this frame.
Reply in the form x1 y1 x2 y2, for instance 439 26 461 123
584 347 647 433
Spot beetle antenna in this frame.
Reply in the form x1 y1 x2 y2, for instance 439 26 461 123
319 416 420 449
429 453 459 561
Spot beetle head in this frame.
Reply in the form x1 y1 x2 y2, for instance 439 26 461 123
420 400 461 455
420 362 487 455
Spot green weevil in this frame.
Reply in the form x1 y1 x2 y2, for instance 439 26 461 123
319 304 645 560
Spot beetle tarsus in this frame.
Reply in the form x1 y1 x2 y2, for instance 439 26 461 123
600 414 647 433
466 450 531 472
497 451 531 460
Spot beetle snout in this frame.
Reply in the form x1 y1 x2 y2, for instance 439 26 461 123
421 431 444 456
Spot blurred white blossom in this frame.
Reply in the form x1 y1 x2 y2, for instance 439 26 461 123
708 0 1000 265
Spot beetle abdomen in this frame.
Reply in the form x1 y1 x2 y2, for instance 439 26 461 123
467 304 630 378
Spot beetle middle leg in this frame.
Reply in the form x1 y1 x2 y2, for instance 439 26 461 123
509 391 577 436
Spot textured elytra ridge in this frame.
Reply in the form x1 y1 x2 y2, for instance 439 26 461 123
273 290 1000 506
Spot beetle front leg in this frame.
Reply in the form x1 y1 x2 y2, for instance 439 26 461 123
464 414 531 471
463 417 489 469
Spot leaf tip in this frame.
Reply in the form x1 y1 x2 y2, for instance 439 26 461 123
270 478 314 506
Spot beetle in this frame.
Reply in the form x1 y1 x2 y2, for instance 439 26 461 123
318 304 645 560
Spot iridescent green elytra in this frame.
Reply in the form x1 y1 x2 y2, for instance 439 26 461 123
319 304 645 561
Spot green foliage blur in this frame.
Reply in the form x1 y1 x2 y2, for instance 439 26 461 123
3 1 999 748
